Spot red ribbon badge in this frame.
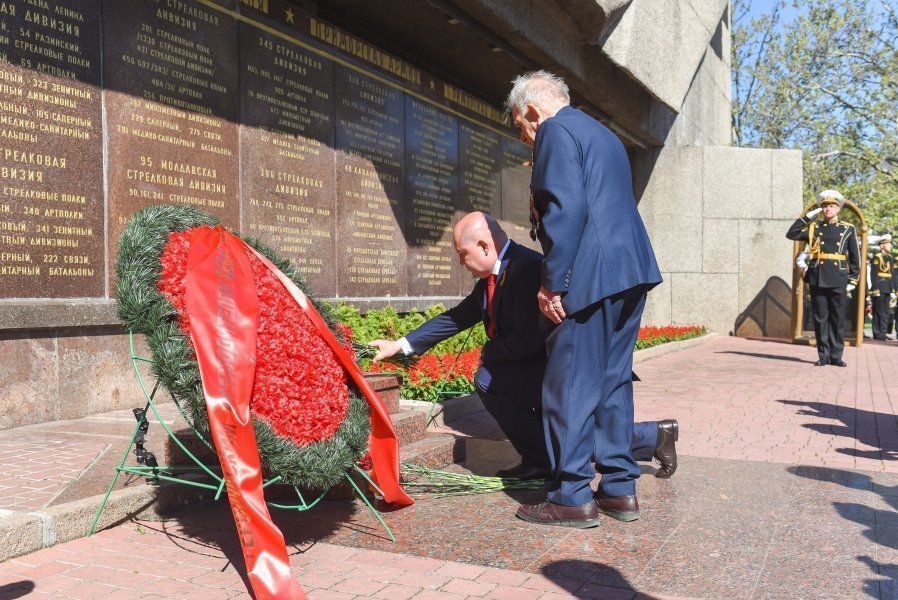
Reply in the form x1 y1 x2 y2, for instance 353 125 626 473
185 226 306 600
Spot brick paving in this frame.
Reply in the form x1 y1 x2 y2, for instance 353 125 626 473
0 403 183 512
0 438 109 511
632 336 898 471
3 335 898 599
0 527 676 599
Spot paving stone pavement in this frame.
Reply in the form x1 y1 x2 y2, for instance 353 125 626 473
3 335 898 599
0 403 183 513
630 336 898 472
0 437 109 511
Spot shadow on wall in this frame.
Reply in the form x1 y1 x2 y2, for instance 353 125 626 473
734 276 792 339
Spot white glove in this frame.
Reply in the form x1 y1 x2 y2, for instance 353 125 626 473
847 284 856 292
891 293 896 300
806 207 822 219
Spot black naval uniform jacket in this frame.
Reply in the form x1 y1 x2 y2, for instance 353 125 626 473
786 217 860 289
870 252 897 297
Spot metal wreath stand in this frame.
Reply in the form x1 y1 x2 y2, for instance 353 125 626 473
87 330 396 541
425 327 476 426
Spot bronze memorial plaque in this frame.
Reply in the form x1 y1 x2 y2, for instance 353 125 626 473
335 65 407 298
102 0 240 269
238 21 337 297
458 121 504 293
501 136 540 251
404 96 459 297
0 0 104 298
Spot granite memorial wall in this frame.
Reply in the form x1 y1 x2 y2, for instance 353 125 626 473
0 0 537 303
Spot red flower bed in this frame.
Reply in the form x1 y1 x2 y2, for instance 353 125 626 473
367 349 481 402
157 230 350 446
636 325 706 350
357 325 704 401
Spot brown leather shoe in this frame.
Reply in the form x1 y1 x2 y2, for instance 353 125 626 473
595 490 639 522
515 500 599 528
653 419 678 479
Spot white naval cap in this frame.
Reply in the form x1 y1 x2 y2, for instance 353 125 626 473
817 189 845 207
880 233 893 243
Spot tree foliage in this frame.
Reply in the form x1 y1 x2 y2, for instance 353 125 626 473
732 0 898 232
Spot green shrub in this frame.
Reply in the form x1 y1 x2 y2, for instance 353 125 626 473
334 302 486 355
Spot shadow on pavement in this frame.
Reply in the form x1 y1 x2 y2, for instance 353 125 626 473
539 559 639 597
717 350 816 364
788 466 898 599
779 399 898 461
0 581 35 599
134 497 360 594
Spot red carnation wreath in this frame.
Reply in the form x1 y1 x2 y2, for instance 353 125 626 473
158 230 350 445
115 204 372 490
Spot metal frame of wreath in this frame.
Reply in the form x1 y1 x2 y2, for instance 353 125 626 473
87 331 395 541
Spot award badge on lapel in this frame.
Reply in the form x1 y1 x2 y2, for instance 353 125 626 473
499 269 508 288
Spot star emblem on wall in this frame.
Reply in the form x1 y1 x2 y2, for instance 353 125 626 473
285 8 295 24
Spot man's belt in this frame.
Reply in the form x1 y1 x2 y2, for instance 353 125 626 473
812 252 846 261
878 272 893 278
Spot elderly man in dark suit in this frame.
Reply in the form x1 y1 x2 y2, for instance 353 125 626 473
508 71 663 528
371 212 677 482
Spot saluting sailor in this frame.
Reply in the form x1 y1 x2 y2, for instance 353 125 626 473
786 190 860 366
869 234 896 340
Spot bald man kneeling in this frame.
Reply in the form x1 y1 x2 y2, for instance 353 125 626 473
372 212 550 475
372 212 676 482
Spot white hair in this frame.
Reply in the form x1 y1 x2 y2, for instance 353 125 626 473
504 70 570 115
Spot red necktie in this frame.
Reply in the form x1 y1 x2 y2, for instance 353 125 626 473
486 274 497 339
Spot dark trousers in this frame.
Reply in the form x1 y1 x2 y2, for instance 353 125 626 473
476 367 660 471
631 421 659 462
476 362 551 469
810 285 847 361
542 286 647 505
888 306 898 333
872 293 891 340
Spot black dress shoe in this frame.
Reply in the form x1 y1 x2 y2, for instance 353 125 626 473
595 490 639 522
653 419 678 478
814 359 829 366
516 500 599 528
831 359 847 367
495 462 550 480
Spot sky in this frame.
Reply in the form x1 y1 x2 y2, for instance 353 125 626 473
739 0 800 23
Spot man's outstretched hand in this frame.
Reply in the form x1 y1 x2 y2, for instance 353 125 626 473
369 339 402 362
538 286 565 324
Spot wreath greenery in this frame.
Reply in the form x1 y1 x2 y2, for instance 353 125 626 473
115 204 370 491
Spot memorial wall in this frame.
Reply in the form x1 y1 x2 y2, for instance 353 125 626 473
0 0 537 303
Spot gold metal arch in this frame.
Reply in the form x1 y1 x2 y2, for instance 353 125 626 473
789 199 868 347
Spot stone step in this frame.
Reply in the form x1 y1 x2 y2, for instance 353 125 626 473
401 395 484 429
365 373 402 414
391 409 427 446
164 406 429 466
399 433 466 472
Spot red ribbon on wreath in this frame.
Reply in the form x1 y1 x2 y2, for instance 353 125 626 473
184 226 412 600
185 226 305 600
241 239 413 508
